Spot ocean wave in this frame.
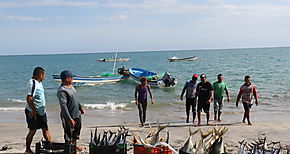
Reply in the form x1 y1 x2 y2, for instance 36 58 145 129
83 102 130 110
0 107 25 111
7 98 26 103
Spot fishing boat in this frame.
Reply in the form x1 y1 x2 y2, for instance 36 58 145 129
97 58 129 62
168 56 197 62
128 68 177 87
52 67 129 86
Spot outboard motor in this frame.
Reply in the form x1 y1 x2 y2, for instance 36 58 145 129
162 72 176 87
117 66 129 76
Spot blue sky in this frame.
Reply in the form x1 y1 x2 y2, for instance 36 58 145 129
1 0 290 55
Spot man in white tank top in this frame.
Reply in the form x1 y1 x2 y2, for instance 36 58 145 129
236 76 258 125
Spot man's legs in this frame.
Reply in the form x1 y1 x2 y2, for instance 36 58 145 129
218 111 222 121
137 103 144 125
25 130 36 154
142 102 148 124
197 111 201 125
206 112 210 125
42 128 52 142
246 110 251 125
185 99 190 123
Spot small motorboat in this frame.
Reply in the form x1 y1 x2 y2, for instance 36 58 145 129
52 67 129 86
97 58 129 62
128 68 177 87
168 56 197 62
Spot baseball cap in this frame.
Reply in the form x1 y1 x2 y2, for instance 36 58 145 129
60 70 76 80
200 74 206 78
192 74 198 78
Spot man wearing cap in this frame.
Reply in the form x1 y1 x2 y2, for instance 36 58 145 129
180 74 198 124
57 70 84 151
213 74 230 122
25 67 52 154
196 74 213 125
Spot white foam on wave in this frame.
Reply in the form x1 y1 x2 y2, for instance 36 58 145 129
83 101 131 110
7 98 26 103
0 107 25 111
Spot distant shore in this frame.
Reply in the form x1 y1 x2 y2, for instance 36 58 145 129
1 109 290 153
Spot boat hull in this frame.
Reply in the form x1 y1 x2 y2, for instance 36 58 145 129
97 58 129 62
52 75 125 86
168 56 197 62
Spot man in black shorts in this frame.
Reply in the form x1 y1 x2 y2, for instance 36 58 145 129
25 67 52 154
57 70 84 151
196 74 213 125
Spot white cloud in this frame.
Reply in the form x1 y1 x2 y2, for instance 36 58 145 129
4 15 45 21
0 0 101 8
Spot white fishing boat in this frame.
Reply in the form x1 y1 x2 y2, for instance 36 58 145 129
97 58 129 62
168 56 197 62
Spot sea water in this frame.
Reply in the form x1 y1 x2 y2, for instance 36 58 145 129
0 47 290 124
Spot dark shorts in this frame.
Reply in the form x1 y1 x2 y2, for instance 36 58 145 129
197 101 210 113
186 97 196 113
25 108 48 130
242 102 253 111
61 117 82 142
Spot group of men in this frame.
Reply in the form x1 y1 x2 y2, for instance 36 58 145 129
181 73 258 126
25 67 259 154
24 67 83 154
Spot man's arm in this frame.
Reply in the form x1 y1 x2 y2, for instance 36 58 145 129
225 86 230 103
79 103 85 114
57 91 75 126
26 95 37 119
253 86 258 105
180 82 188 101
134 86 138 105
236 88 242 107
147 85 154 104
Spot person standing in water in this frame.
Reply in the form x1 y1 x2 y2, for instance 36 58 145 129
25 67 52 154
180 74 198 124
236 75 258 125
213 74 230 122
135 77 154 127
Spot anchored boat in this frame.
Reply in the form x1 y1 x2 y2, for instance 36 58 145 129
168 56 197 62
52 67 129 86
128 68 177 87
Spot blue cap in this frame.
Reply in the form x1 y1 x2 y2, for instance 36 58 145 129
60 70 76 80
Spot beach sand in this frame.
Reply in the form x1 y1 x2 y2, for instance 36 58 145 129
1 109 290 154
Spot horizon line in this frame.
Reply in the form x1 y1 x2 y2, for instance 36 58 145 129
0 46 289 57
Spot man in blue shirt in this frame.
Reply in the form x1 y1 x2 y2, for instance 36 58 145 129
25 67 51 154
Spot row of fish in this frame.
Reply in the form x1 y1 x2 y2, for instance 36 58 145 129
89 126 129 147
131 121 178 153
180 126 228 154
238 137 290 154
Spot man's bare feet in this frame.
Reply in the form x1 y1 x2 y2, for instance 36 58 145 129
76 145 83 151
140 123 144 127
217 119 222 122
242 120 246 123
248 122 252 125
